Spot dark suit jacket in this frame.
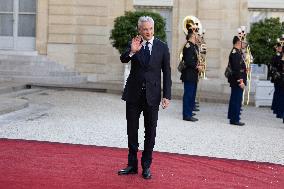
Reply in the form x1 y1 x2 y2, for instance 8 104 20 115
228 47 247 87
180 41 199 83
120 38 172 106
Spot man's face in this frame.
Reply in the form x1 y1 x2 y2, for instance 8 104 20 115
276 46 282 52
235 41 241 49
139 21 154 41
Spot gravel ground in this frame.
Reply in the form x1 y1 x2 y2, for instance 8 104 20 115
0 88 283 165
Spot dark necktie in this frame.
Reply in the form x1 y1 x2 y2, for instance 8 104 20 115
144 41 150 64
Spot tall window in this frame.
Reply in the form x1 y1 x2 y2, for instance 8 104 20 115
250 10 284 24
18 0 36 37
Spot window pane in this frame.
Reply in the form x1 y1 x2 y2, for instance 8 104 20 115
0 0 13 12
0 14 13 36
19 0 36 13
18 14 35 37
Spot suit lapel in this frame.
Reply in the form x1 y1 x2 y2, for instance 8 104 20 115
136 48 146 66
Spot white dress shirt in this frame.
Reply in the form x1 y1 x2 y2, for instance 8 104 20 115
141 36 154 55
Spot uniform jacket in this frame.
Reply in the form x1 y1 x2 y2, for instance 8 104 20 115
180 41 199 83
228 47 247 87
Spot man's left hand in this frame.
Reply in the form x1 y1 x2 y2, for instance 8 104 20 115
161 98 170 109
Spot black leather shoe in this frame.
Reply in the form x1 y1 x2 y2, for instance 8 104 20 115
142 168 152 179
192 113 196 116
118 166 138 175
230 121 245 126
193 108 200 112
183 116 198 122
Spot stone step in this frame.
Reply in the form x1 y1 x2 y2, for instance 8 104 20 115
6 75 87 85
0 82 27 95
30 81 123 94
0 54 87 85
0 54 52 62
0 54 67 71
0 61 67 71
0 97 29 115
0 88 44 98
0 70 79 77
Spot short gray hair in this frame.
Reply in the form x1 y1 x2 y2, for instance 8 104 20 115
138 16 154 29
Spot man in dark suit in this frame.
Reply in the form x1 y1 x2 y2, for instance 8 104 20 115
227 36 247 126
117 16 172 179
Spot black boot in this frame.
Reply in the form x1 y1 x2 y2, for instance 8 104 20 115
118 153 138 175
118 165 138 175
141 151 152 179
142 168 152 179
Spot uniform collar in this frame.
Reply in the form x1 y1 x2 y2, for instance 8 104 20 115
187 40 195 45
233 47 241 52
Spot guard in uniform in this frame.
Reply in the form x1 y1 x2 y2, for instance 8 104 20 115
279 46 284 123
180 29 202 122
270 43 283 118
227 36 247 126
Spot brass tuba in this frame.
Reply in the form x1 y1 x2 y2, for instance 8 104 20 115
182 16 203 36
181 16 207 79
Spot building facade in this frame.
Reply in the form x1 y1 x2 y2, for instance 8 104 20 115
0 0 283 95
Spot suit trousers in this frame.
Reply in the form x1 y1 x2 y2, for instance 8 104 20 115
228 86 243 123
183 81 196 118
126 89 159 169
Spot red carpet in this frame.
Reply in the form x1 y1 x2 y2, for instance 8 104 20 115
0 139 283 189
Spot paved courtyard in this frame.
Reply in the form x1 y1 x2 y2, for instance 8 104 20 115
0 88 283 165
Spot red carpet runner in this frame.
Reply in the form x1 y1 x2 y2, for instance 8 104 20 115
0 139 283 189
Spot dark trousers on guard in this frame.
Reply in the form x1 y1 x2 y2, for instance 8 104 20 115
228 86 243 123
193 82 198 108
279 87 284 121
126 89 159 169
183 81 197 118
272 84 280 115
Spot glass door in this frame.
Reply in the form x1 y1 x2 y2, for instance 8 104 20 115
0 0 14 49
0 0 36 50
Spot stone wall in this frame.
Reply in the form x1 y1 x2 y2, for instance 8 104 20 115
35 0 249 94
36 0 133 81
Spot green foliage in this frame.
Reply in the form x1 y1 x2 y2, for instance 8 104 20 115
110 11 167 54
247 17 284 65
